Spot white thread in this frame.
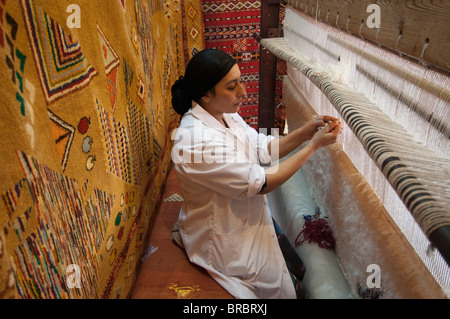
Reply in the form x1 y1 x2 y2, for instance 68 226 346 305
419 39 430 63
375 27 382 46
396 32 403 56
262 7 450 294
263 29 450 294
359 20 364 38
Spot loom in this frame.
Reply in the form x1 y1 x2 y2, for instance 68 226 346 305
259 1 450 298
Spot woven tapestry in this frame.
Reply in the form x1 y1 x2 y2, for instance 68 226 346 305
202 0 286 131
182 0 205 62
0 0 191 298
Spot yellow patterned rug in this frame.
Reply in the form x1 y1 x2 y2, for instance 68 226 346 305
0 0 202 299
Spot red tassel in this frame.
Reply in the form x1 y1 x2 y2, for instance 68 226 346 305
295 214 335 249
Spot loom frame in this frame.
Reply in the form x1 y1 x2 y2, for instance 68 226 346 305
257 0 450 298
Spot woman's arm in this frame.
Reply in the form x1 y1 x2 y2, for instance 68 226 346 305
260 120 342 194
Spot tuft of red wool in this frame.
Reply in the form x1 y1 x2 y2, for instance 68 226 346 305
295 215 335 249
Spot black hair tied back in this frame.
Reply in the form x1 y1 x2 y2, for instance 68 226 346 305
171 49 237 117
171 75 191 117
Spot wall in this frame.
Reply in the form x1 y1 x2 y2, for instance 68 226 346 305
0 0 202 298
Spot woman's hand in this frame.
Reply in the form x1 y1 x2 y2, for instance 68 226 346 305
262 116 343 194
270 115 343 159
309 118 343 150
302 115 340 141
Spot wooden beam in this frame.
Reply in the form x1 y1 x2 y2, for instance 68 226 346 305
285 0 450 73
258 1 281 131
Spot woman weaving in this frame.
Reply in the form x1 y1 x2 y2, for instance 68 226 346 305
170 49 342 299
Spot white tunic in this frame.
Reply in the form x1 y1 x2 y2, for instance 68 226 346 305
171 104 296 299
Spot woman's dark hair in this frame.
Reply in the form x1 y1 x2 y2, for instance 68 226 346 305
171 49 237 116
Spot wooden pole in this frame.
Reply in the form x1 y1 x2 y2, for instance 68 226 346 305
258 0 281 131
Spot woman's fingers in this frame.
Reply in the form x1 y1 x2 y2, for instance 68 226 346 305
312 115 344 140
327 122 340 133
314 115 339 123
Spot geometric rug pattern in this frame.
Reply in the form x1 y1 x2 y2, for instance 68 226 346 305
202 0 286 131
21 0 97 103
0 0 190 298
203 0 262 129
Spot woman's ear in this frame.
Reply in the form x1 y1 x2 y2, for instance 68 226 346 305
202 89 215 104
202 96 211 104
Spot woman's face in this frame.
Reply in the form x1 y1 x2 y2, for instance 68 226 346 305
202 64 247 117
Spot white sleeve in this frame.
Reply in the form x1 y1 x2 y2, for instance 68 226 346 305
230 113 275 165
172 115 270 199
178 160 266 199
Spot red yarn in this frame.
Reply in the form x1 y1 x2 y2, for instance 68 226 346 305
295 216 335 249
